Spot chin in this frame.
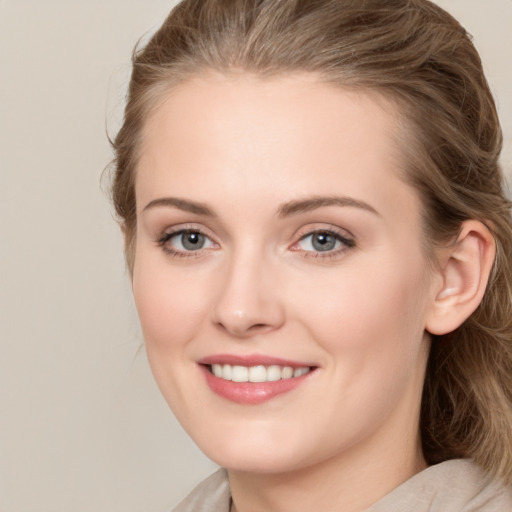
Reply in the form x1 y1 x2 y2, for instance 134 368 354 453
190 424 321 474
207 448 306 474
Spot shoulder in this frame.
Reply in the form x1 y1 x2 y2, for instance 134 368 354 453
368 459 512 512
171 468 231 512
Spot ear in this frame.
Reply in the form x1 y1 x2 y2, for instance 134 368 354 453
425 220 496 336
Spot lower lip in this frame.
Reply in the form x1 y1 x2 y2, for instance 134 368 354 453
200 365 313 405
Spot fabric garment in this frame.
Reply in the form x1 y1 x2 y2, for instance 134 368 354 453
171 459 512 512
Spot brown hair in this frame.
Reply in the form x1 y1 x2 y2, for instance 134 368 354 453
111 0 512 483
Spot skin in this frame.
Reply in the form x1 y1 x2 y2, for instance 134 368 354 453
133 74 443 512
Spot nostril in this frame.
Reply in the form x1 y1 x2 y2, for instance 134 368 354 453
249 323 270 331
213 319 274 338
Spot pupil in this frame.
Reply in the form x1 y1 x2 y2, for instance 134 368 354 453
182 231 204 250
312 233 335 251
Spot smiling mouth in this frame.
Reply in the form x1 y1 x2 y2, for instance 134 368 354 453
208 364 312 383
200 358 317 404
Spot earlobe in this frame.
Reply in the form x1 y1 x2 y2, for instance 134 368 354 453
425 220 496 336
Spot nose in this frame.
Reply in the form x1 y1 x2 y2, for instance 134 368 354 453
210 250 285 338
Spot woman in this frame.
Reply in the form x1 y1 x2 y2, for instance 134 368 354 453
111 0 512 510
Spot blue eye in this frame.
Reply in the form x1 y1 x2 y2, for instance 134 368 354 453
296 230 354 253
160 229 215 253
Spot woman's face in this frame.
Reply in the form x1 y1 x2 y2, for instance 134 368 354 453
133 74 436 474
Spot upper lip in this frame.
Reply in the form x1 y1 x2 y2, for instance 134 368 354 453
197 353 316 368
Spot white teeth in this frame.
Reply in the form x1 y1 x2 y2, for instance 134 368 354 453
212 364 223 378
267 365 282 382
231 365 249 382
248 366 266 383
222 364 232 381
282 366 294 379
294 367 309 378
209 364 311 382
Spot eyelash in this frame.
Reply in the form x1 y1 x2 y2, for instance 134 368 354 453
156 228 218 258
155 227 355 260
292 228 355 260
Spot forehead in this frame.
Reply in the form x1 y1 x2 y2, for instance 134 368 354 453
140 73 403 165
136 73 418 222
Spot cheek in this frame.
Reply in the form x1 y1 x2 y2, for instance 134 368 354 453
132 252 209 356
131 251 216 413
291 254 430 372
289 260 430 442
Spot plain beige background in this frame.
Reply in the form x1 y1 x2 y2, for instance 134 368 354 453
0 1 510 511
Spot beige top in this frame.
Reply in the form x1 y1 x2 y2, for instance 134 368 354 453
172 459 512 511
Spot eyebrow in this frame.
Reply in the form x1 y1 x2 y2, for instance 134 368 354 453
141 195 380 218
277 196 380 218
142 197 216 217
